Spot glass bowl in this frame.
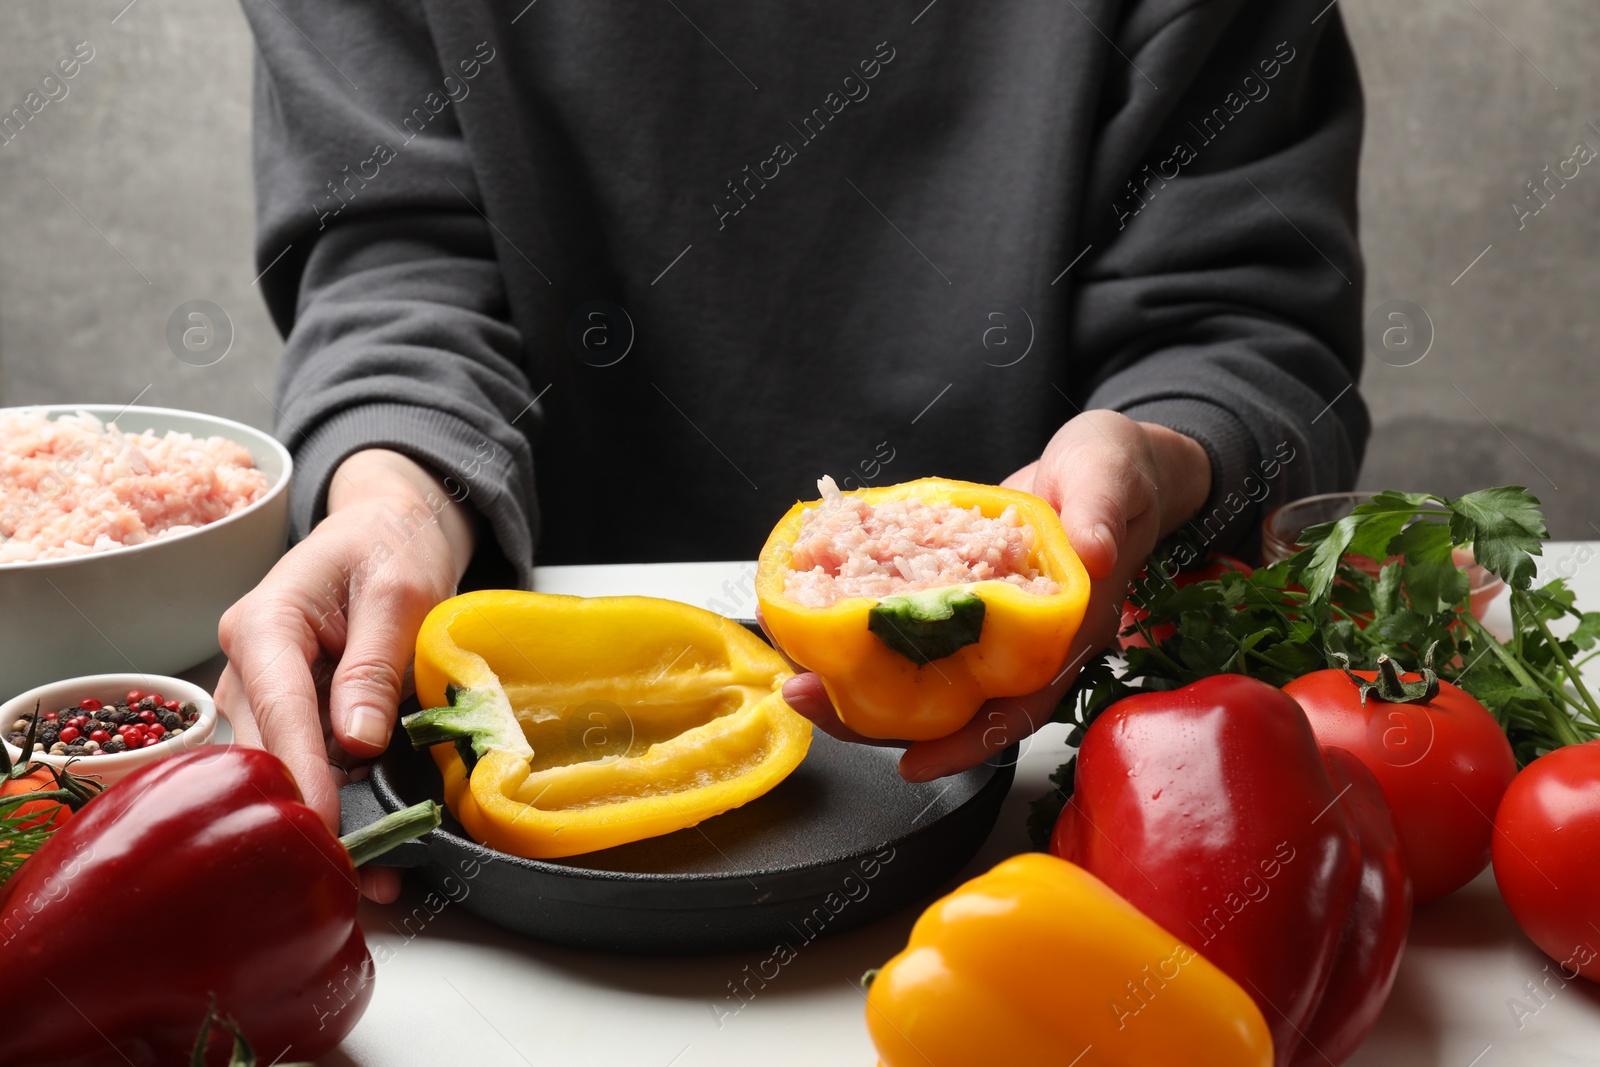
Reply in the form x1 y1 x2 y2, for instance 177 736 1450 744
1261 491 1505 620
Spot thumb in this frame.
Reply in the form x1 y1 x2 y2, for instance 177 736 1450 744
1031 414 1158 582
1059 507 1121 583
1000 460 1039 492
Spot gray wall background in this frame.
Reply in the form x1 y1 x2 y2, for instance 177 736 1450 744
3 1 1597 538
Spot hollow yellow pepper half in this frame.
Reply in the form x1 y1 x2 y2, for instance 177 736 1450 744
401 590 812 859
756 479 1090 740
866 853 1274 1067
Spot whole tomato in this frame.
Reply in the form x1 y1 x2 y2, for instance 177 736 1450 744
1493 743 1600 981
1120 554 1252 649
1 768 73 832
1283 662 1516 904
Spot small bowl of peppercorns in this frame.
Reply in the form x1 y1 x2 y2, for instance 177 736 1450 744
1 673 218 787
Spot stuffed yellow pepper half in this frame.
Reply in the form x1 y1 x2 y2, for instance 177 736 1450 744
758 477 1090 740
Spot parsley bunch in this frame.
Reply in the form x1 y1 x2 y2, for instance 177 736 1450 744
1028 487 1600 847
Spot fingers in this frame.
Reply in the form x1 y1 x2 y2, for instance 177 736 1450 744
213 665 260 748
359 865 403 904
329 576 426 759
1065 518 1121 582
223 661 404 901
780 674 902 749
1038 414 1161 582
898 670 1075 782
220 602 344 830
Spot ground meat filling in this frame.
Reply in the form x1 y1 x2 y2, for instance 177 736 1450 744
783 476 1060 608
0 410 269 564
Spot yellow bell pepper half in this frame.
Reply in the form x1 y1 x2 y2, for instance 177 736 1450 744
866 853 1274 1067
756 478 1091 740
401 590 812 859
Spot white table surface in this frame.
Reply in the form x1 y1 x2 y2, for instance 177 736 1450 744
319 548 1600 1067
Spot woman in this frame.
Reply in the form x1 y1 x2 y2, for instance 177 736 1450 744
222 0 1368 899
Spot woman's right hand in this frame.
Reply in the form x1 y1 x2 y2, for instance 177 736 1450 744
214 448 475 896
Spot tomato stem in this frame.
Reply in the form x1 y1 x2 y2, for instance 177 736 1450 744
0 788 87 814
1336 652 1440 705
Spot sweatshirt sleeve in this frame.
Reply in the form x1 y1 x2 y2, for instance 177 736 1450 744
241 0 537 588
1070 0 1370 557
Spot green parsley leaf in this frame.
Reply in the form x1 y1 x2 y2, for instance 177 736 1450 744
1448 487 1547 591
1346 490 1434 561
1569 612 1600 652
1390 520 1469 614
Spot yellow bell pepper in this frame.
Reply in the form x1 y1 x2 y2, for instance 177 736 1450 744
401 590 811 859
866 853 1274 1067
756 478 1090 739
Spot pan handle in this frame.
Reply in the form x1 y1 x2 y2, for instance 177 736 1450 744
338 776 434 868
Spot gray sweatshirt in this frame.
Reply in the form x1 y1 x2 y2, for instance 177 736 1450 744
242 0 1368 585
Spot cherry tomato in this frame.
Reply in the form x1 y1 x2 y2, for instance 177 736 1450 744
1283 668 1516 904
1 770 72 832
1119 554 1253 650
1493 743 1600 981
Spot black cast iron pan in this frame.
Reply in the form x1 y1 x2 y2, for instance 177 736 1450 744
340 696 1014 956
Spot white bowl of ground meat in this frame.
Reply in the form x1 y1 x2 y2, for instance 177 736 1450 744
0 405 291 699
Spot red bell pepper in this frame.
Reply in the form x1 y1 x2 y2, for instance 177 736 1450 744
0 747 438 1067
1051 675 1410 1067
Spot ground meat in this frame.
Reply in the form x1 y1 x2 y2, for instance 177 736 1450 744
783 476 1060 607
0 409 269 564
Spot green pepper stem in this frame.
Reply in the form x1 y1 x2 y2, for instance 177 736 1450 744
867 586 987 665
402 698 484 748
400 684 531 770
339 800 441 868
